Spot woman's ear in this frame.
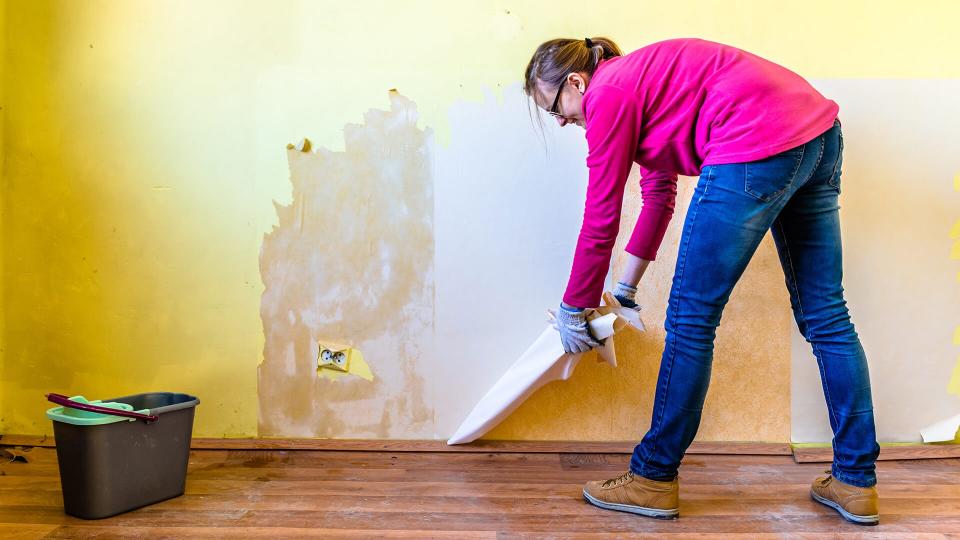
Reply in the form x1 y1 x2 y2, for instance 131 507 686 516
567 72 588 94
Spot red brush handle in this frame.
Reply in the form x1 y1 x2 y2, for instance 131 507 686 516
46 393 159 423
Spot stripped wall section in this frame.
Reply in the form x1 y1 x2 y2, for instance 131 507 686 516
258 92 435 438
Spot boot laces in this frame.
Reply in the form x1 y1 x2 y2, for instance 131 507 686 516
816 469 833 487
601 471 634 488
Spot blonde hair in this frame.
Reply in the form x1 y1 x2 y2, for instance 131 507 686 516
524 37 622 98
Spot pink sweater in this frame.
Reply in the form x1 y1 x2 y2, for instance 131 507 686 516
563 38 839 308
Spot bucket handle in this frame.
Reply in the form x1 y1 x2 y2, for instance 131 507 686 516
46 393 159 423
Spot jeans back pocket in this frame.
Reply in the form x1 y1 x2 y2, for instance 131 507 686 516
744 146 805 202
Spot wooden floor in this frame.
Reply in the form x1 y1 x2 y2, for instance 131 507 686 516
2 448 959 539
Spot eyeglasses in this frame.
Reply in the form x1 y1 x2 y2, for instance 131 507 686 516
547 84 564 118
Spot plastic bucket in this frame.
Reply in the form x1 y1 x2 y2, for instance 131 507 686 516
45 392 200 519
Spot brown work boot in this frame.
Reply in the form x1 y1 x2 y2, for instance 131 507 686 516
582 471 679 519
810 469 879 525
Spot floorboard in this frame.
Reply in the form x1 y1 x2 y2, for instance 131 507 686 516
1 448 958 538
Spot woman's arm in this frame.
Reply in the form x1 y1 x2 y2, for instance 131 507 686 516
619 254 651 286
617 167 678 288
561 84 642 309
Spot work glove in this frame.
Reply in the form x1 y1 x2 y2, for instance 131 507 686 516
613 281 641 310
555 304 603 354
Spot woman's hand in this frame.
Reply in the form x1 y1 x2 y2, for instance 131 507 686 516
556 303 603 354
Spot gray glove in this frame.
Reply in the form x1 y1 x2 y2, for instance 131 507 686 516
556 304 603 354
613 281 641 310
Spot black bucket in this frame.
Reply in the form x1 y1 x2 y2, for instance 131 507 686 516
46 392 200 519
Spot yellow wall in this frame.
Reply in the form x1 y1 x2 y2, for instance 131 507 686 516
2 1 959 438
1 1 6 424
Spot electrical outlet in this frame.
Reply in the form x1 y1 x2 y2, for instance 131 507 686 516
315 340 373 381
318 347 351 373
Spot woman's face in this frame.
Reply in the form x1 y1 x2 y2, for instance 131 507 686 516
536 72 588 128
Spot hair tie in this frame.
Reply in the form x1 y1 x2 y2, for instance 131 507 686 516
584 37 594 48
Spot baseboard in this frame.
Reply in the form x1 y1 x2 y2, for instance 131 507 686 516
792 443 960 463
5 433 954 460
0 434 786 454
205 439 790 454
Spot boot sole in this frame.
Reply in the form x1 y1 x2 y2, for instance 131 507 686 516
810 490 879 525
582 489 679 519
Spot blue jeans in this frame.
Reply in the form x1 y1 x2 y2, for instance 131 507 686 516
629 119 880 488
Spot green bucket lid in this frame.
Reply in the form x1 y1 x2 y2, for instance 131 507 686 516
46 395 151 426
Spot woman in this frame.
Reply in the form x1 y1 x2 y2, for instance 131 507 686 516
524 37 881 525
